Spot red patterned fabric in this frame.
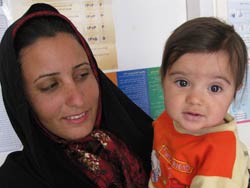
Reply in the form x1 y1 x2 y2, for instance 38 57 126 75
66 130 147 188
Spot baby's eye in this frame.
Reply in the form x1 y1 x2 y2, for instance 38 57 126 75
209 85 222 93
176 80 189 87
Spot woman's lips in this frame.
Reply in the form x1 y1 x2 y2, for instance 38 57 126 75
64 112 88 124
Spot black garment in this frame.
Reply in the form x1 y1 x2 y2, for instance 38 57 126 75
0 3 153 188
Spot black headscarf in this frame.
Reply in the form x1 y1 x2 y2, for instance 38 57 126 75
0 3 153 188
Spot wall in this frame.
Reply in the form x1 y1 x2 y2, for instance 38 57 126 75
112 0 187 71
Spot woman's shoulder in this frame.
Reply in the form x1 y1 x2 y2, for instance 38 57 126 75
0 151 24 174
0 151 45 188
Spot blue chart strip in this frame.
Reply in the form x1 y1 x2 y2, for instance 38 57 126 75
117 69 150 116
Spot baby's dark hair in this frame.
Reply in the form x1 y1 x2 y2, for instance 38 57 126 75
161 17 248 93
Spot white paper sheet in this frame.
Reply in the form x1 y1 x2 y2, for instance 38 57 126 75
0 84 22 153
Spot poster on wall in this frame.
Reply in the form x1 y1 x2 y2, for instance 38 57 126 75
229 64 250 123
8 0 118 70
0 85 22 153
0 7 8 41
228 0 250 55
106 67 165 120
227 0 250 123
0 2 23 153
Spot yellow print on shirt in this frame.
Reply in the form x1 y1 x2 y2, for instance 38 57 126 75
159 145 193 174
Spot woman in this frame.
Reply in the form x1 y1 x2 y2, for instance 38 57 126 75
0 3 153 188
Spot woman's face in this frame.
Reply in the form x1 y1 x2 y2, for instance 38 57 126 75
20 32 99 140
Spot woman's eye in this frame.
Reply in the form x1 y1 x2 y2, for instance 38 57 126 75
176 80 189 87
40 82 58 92
209 85 222 93
75 71 89 81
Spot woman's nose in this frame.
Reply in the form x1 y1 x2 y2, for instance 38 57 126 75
64 83 84 107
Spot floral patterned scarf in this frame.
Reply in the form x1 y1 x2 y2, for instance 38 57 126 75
66 130 147 188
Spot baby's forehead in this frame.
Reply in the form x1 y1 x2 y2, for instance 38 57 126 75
171 51 230 67
168 51 234 77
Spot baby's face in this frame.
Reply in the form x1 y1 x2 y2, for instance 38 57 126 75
162 51 236 131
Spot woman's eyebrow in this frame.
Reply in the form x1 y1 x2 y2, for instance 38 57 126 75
33 62 90 83
33 72 59 83
73 62 90 70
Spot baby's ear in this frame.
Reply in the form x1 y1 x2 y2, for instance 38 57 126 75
233 84 243 98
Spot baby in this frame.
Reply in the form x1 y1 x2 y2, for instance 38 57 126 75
149 17 250 188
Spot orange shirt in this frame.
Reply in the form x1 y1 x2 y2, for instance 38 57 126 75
150 111 249 188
